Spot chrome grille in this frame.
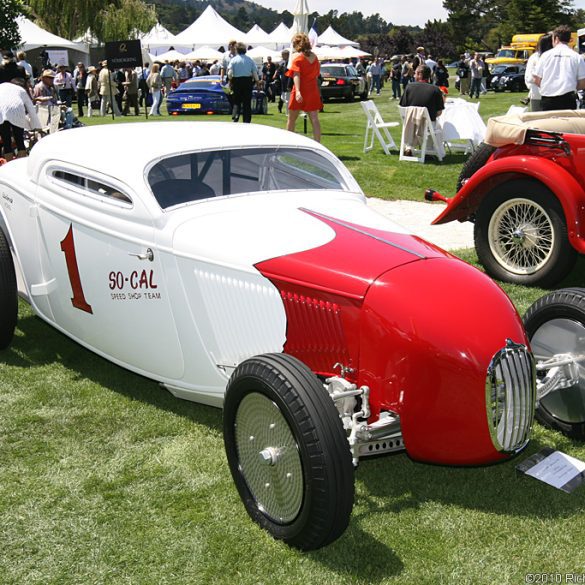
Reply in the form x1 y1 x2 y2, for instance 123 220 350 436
486 339 536 452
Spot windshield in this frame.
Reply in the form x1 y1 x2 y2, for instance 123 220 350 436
175 79 223 91
495 49 517 59
148 147 349 209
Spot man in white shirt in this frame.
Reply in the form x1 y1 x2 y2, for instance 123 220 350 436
16 51 33 80
534 24 585 110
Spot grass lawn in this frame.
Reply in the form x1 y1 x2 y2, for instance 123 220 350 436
2 85 585 585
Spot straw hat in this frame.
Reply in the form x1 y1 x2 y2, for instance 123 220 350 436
41 69 55 78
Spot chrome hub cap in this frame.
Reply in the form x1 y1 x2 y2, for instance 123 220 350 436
235 392 303 523
532 318 585 423
488 198 554 275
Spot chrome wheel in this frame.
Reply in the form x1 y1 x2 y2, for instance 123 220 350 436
531 317 585 424
223 354 354 550
235 392 303 523
524 288 585 439
488 197 554 276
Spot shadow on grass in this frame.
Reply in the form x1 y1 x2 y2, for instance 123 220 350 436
354 435 585 522
5 307 223 434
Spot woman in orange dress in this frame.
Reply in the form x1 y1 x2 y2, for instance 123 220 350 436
286 33 322 142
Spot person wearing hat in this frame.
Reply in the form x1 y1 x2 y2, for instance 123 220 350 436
33 69 58 106
55 64 75 107
85 66 99 117
98 60 121 117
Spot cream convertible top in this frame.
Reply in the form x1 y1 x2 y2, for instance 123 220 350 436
485 110 585 147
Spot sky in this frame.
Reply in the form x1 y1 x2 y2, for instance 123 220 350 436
253 0 585 28
252 0 449 27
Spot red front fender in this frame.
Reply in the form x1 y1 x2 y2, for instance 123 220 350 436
433 154 585 253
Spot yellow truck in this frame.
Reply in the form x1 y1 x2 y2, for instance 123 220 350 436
485 34 543 68
486 33 578 69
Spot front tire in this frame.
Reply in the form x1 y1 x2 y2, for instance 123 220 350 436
474 180 577 287
524 288 585 439
0 228 17 349
223 353 354 550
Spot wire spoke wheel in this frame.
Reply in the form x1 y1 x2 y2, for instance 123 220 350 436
489 197 554 276
475 180 577 287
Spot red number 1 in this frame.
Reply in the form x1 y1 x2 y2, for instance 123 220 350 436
60 224 93 314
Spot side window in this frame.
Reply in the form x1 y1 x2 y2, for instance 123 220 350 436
52 170 132 204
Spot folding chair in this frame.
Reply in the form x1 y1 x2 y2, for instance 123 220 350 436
361 100 399 155
506 105 528 115
398 106 445 163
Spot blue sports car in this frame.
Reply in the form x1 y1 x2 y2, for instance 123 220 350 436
166 75 268 115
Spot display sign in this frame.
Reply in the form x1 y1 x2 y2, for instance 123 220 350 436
517 447 585 493
46 50 68 67
104 40 143 69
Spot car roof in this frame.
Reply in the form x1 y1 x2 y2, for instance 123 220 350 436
27 122 331 187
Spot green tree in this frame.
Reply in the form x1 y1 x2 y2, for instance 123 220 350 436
28 0 156 41
418 20 456 60
0 0 25 49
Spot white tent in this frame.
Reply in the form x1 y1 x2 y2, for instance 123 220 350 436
268 23 292 49
17 16 88 53
245 24 271 46
313 45 344 60
151 49 188 63
339 46 371 58
317 25 359 48
184 46 224 61
73 28 99 45
246 46 283 62
140 23 178 55
173 5 245 50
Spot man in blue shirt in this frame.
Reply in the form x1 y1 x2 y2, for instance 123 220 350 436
227 43 260 123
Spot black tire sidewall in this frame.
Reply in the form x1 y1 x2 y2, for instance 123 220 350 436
0 228 17 349
474 180 577 287
456 142 496 192
524 289 585 439
223 354 354 550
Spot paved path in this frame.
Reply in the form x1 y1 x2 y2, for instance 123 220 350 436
367 198 474 251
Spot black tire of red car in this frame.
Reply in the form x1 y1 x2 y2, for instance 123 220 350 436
524 288 585 440
474 180 577 287
0 228 17 349
455 142 496 192
223 353 354 550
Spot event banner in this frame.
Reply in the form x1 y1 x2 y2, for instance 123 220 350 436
104 40 143 69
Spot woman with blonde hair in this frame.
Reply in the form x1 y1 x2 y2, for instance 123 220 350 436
286 33 322 142
147 63 163 116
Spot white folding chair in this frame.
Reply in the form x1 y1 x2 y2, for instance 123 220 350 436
506 105 528 115
361 100 399 155
398 106 445 163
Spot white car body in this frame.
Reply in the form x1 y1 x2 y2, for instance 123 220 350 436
0 122 409 407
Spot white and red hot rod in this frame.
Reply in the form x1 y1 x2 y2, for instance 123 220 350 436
0 122 535 550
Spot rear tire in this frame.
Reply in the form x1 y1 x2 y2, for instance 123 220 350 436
524 289 585 439
0 228 17 349
223 353 354 550
474 180 577 287
456 142 496 192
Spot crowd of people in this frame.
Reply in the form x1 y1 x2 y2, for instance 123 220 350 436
3 26 585 160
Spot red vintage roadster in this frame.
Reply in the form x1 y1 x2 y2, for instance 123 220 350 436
426 110 585 288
